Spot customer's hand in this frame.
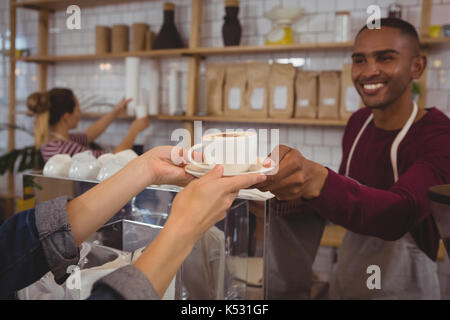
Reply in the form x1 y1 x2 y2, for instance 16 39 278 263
253 145 328 201
166 165 267 242
137 146 195 187
113 97 132 116
130 116 150 134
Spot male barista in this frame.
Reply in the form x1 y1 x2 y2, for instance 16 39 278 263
255 18 450 299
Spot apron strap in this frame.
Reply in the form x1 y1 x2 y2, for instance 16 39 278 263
345 113 373 177
390 101 418 182
345 101 419 182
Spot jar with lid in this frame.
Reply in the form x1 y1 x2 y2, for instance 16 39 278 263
335 11 351 42
388 3 403 19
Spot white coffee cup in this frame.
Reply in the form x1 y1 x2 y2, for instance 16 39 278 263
97 153 115 167
96 157 127 181
43 154 73 178
68 152 100 180
188 131 258 174
115 149 138 164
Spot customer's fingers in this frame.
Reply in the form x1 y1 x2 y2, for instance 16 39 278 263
201 164 224 181
221 173 267 193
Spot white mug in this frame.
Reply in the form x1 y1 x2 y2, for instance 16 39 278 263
43 154 73 178
115 149 138 163
96 157 127 181
68 153 100 180
188 131 258 174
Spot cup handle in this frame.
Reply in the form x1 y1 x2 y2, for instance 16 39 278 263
188 143 214 168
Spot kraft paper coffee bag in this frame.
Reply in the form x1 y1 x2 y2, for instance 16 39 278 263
340 64 362 121
269 63 295 119
224 64 247 117
294 71 318 119
318 71 341 119
245 62 270 118
206 63 226 116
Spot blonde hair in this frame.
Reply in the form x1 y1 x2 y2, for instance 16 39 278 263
26 88 76 149
26 91 51 149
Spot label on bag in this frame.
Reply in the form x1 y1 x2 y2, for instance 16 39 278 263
298 99 310 107
346 87 361 112
274 86 288 110
322 98 336 106
251 88 264 110
229 87 241 110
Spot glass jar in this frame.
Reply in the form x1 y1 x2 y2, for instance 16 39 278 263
335 11 351 42
388 3 403 19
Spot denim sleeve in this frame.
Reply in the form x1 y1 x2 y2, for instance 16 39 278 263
0 196 78 297
0 207 48 298
88 265 160 300
34 196 80 285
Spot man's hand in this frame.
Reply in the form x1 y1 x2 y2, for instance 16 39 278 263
253 145 329 201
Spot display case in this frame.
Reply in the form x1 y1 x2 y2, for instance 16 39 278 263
21 172 326 300
21 172 273 300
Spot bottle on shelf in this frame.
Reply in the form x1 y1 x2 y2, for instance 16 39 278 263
153 2 184 49
388 3 403 19
222 0 242 46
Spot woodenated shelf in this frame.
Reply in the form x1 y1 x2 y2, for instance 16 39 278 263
16 37 450 63
421 37 450 46
190 42 355 55
15 49 189 62
82 113 348 127
13 0 151 11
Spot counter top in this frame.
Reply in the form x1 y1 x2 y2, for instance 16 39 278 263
320 225 447 261
429 185 450 205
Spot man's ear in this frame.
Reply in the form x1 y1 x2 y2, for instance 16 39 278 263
411 55 427 80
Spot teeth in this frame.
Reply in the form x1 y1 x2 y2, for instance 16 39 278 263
363 83 384 90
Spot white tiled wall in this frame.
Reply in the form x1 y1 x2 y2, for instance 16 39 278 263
1 0 449 194
2 1 450 189
2 0 450 298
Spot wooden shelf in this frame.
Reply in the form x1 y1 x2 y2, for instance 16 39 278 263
82 113 348 127
13 0 151 11
15 49 190 63
190 42 356 55
421 37 450 46
16 37 450 63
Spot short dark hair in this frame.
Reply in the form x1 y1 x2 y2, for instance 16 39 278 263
357 17 420 44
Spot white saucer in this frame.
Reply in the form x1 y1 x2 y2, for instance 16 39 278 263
185 158 277 177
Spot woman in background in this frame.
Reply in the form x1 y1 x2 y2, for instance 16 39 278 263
27 88 149 162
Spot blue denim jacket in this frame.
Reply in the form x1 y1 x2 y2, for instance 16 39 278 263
0 197 158 300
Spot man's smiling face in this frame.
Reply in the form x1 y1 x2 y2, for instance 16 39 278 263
351 27 420 109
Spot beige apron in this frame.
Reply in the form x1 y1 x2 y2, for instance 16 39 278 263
329 101 440 299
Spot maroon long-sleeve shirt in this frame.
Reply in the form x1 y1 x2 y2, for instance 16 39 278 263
306 107 450 260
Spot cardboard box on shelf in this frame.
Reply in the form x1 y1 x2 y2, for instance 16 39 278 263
294 71 319 119
268 63 295 119
245 62 270 118
224 64 247 117
340 64 362 120
318 71 341 119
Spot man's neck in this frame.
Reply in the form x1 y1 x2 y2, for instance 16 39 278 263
371 90 426 130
